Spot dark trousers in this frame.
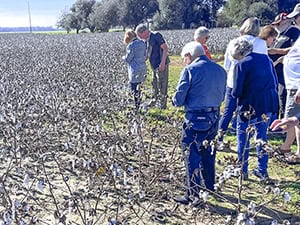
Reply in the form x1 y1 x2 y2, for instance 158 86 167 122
130 82 141 108
152 66 169 109
181 111 219 196
278 83 287 119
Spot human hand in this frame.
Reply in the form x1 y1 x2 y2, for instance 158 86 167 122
270 117 299 132
268 48 277 55
159 63 165 72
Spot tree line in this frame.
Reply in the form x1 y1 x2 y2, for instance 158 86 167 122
57 0 300 33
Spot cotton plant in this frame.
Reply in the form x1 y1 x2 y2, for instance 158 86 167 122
23 173 30 189
199 190 209 202
35 178 45 193
273 187 281 195
108 218 117 225
283 192 291 203
214 165 242 191
236 213 255 225
247 202 256 216
139 189 146 199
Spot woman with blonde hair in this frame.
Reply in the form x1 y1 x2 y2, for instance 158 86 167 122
123 29 147 109
259 25 278 48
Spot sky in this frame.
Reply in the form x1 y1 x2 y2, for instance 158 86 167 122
0 0 76 27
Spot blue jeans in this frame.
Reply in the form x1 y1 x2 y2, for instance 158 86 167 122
237 112 272 175
181 111 219 195
219 87 237 132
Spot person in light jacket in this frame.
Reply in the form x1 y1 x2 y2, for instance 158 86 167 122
172 41 226 205
123 29 147 109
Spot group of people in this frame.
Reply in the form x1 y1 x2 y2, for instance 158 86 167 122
123 3 300 206
123 24 169 110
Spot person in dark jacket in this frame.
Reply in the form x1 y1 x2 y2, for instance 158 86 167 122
231 37 279 181
172 41 226 205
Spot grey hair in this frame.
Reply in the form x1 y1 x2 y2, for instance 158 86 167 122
239 17 260 36
229 37 253 60
135 24 148 34
194 26 209 40
181 41 205 59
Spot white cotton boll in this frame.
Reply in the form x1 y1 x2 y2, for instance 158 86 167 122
139 190 145 199
247 218 255 225
72 158 76 170
14 199 21 209
271 220 278 225
233 167 241 177
36 179 45 193
127 165 134 174
202 140 209 148
214 183 220 191
202 191 209 202
223 170 232 179
282 220 290 225
131 121 138 135
273 187 280 195
247 202 256 215
64 142 71 150
128 193 134 205
112 169 117 178
264 185 272 194
83 160 88 168
0 113 5 122
123 171 127 186
283 192 291 203
68 199 74 214
169 172 175 180
237 213 247 224
108 218 117 225
20 219 27 225
11 115 16 124
116 166 121 177
173 121 177 127
23 174 30 189
3 211 12 224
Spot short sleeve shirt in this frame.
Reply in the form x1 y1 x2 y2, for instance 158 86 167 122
283 37 300 89
148 32 170 69
269 26 300 84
